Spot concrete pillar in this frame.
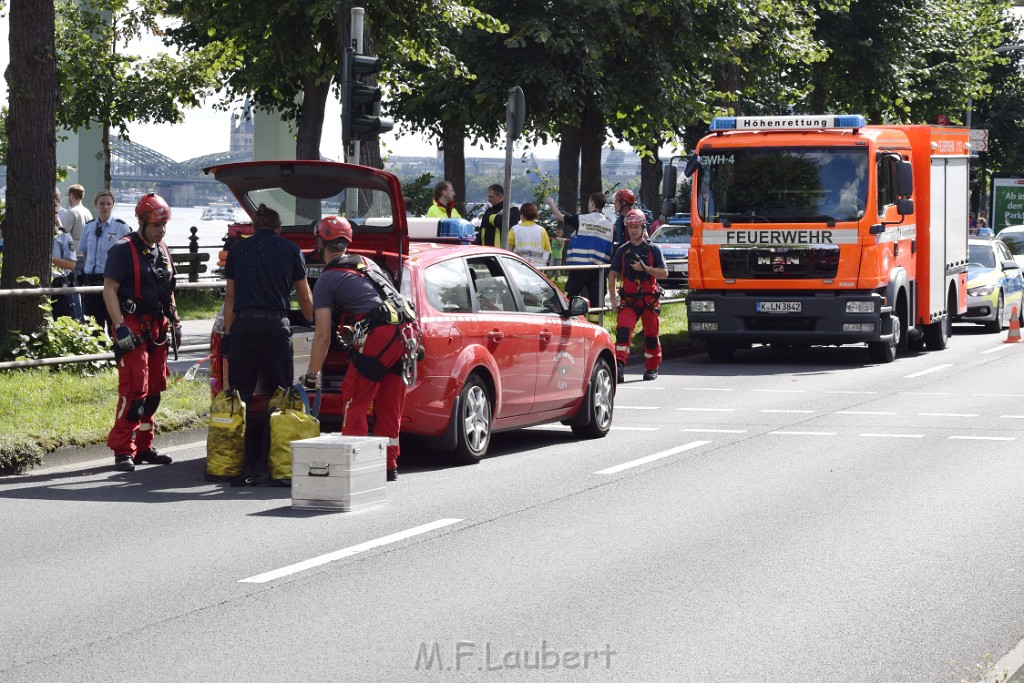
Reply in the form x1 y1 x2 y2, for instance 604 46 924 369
56 126 104 200
253 109 296 161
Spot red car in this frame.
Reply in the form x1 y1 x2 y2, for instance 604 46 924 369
206 161 616 463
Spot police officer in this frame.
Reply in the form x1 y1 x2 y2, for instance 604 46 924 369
81 190 131 333
51 208 82 320
608 209 669 383
304 216 419 482
222 204 313 485
104 193 180 472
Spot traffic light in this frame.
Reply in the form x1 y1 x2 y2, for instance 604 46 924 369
342 47 394 145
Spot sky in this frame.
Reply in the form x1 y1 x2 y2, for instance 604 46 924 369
0 10 564 163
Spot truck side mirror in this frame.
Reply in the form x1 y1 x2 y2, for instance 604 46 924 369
897 198 914 216
684 155 701 178
661 163 679 219
896 160 914 197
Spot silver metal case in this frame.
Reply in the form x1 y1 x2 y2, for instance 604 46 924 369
291 434 387 511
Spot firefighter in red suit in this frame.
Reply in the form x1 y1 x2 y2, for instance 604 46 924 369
608 208 669 383
303 216 419 482
103 193 181 472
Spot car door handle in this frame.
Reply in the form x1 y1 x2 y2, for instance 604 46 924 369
488 330 504 343
539 330 552 343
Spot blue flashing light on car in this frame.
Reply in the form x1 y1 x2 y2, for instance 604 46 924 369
438 218 477 244
709 114 867 132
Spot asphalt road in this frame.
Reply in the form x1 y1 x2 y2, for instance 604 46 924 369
4 325 1024 681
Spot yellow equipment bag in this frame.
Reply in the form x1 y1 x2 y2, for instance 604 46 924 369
268 385 320 483
206 389 246 481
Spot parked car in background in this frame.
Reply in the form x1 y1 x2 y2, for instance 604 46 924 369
649 216 691 289
206 161 617 465
955 237 1024 332
997 224 1024 269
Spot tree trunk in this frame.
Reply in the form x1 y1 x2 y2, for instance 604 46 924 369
1 0 58 335
717 62 742 115
558 122 581 222
639 144 663 217
296 76 329 160
580 101 603 208
441 122 466 216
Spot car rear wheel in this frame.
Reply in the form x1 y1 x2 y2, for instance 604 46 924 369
985 292 1004 333
453 374 491 465
571 358 615 439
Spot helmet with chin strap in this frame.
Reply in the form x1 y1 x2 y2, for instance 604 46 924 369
136 193 171 223
624 208 647 227
315 215 353 244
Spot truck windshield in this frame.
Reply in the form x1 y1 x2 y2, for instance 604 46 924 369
695 147 868 224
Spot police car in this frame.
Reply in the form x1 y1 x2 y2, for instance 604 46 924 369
206 161 616 463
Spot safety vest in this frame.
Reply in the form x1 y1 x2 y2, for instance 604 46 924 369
120 233 176 318
565 212 614 266
510 221 550 267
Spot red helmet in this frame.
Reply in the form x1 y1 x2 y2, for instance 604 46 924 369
136 193 171 223
614 188 636 205
315 215 353 243
624 208 647 227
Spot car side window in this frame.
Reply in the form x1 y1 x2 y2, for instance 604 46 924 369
467 257 518 312
423 258 473 313
502 256 563 314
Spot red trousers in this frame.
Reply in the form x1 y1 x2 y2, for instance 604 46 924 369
614 304 662 371
340 324 407 469
107 315 169 457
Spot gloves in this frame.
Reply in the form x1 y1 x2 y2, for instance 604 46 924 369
115 324 136 352
301 371 322 391
220 334 230 357
173 323 182 349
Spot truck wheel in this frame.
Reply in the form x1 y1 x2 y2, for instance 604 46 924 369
923 316 950 350
706 342 736 362
570 358 615 439
985 293 1004 333
868 314 899 363
453 374 491 465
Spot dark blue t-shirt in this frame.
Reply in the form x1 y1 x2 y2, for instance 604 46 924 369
225 231 307 312
610 240 666 284
104 235 173 312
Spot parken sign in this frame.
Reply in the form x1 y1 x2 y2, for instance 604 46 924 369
991 177 1024 232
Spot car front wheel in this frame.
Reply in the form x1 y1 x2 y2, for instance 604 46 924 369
453 374 491 465
985 292 1004 333
571 358 615 439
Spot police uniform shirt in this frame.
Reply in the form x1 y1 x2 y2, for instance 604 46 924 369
224 231 307 313
51 229 76 278
312 266 382 317
81 218 131 276
104 237 173 311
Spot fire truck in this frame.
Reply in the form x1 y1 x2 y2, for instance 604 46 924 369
663 114 970 363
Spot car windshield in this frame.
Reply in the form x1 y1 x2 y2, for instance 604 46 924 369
652 226 691 244
968 243 997 269
245 187 396 230
695 147 868 224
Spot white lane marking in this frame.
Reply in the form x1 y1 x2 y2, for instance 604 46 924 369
836 410 897 416
859 433 924 438
239 519 463 584
676 407 735 412
981 345 1015 354
973 393 1024 398
1001 415 1024 420
680 428 747 434
615 406 661 410
754 389 805 393
681 387 734 391
918 412 979 418
900 392 946 396
770 430 837 436
595 441 711 475
825 390 878 395
759 409 814 414
903 364 952 379
949 436 1016 441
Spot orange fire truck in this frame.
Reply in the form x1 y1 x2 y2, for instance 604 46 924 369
664 114 970 363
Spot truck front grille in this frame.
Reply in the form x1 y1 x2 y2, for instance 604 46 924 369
721 246 840 279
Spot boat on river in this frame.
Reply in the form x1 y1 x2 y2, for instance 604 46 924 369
201 203 236 221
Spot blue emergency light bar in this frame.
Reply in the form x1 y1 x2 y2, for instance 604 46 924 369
709 115 867 131
438 218 477 244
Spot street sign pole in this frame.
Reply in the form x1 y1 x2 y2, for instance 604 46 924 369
501 86 525 250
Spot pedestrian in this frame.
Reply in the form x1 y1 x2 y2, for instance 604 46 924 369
403 196 414 217
80 190 131 333
608 209 669 383
545 192 614 309
303 216 419 482
64 184 93 274
54 188 67 228
477 183 520 247
51 206 82 321
611 188 653 248
426 180 463 219
222 204 313 485
103 193 181 472
508 202 551 267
